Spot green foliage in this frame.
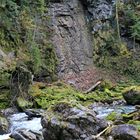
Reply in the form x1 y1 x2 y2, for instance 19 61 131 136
93 1 140 80
0 0 57 79
16 97 33 110
30 44 42 74
43 44 58 78
118 2 140 40
0 89 11 109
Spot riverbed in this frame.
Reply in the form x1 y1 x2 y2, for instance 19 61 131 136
0 105 136 140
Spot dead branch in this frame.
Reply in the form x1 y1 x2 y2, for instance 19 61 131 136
91 123 112 139
84 81 101 93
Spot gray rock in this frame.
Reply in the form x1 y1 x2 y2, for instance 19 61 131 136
25 109 44 119
1 107 18 116
8 51 15 59
30 130 44 140
48 0 93 75
11 131 27 140
41 103 108 140
11 129 37 140
110 124 140 140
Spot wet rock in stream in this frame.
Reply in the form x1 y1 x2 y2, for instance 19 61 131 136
25 109 44 120
0 112 43 140
41 102 108 140
0 116 9 135
109 124 140 140
11 129 43 140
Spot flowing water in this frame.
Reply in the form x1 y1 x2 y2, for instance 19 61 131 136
0 105 136 139
0 113 42 140
94 105 136 118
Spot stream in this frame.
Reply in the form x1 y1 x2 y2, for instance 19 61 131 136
0 113 42 140
0 105 136 140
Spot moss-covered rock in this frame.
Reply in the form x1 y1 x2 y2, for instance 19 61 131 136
29 81 122 109
16 97 33 111
123 86 140 105
41 102 108 140
0 115 9 134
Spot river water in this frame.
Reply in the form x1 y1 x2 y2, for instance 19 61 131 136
0 113 42 140
0 105 136 140
93 105 136 118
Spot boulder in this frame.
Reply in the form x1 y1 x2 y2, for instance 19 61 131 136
25 109 44 120
1 107 18 116
0 116 9 134
16 97 33 111
109 124 140 140
11 129 37 140
123 86 140 105
41 102 108 140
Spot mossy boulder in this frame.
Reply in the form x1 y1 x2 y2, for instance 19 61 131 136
0 89 10 109
123 86 140 105
0 115 9 134
16 97 33 111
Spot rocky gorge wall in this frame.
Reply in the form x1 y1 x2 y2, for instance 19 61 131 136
48 0 116 76
48 0 93 76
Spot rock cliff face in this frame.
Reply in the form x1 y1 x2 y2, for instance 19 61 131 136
48 0 93 75
48 0 114 76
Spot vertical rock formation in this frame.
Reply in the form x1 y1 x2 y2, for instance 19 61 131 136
48 0 93 76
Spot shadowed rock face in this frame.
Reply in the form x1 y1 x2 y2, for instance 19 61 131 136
48 0 93 76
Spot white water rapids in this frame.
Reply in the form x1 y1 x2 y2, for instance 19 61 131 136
0 105 136 140
0 113 42 140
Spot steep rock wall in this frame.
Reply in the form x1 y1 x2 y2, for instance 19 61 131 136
48 0 93 76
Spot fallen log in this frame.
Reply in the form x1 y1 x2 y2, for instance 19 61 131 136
84 81 101 93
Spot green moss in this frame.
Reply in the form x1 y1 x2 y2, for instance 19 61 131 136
122 113 134 121
100 79 114 90
106 112 118 121
29 82 122 109
0 71 10 88
128 120 140 131
123 86 140 93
